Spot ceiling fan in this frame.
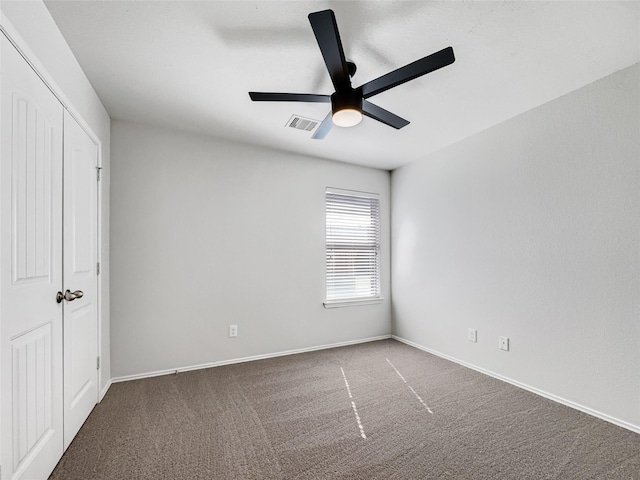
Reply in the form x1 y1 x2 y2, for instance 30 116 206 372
248 9 455 139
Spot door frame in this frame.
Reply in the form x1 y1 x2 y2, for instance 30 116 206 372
0 12 107 400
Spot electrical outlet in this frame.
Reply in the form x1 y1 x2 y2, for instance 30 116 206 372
499 336 509 351
468 328 477 342
229 325 238 338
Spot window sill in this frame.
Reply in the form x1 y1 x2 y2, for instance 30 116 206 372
323 298 384 309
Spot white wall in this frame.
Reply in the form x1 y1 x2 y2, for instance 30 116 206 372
391 64 640 430
110 121 391 378
0 0 112 394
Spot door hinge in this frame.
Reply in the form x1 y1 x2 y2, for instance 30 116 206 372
96 166 103 181
97 262 101 275
97 356 101 370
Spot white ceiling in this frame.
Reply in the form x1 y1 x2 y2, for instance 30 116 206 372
44 1 639 171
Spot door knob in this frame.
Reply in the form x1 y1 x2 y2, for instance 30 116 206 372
56 289 84 303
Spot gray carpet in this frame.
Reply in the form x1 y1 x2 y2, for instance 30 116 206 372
50 339 640 479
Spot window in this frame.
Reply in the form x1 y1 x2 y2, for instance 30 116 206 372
325 188 381 307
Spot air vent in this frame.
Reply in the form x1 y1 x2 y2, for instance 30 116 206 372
286 115 319 132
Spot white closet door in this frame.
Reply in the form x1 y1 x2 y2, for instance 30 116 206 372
0 33 65 479
62 110 98 449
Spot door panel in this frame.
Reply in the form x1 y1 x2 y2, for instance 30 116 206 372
62 110 98 449
11 324 54 468
1 33 64 479
12 95 54 285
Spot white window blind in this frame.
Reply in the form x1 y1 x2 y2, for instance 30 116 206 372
325 188 380 304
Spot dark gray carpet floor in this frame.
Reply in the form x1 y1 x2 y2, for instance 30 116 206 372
50 339 640 479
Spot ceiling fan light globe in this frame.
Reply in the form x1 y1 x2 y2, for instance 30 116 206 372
332 108 362 127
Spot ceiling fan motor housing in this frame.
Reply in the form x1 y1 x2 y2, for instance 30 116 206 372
331 89 363 127
331 89 362 114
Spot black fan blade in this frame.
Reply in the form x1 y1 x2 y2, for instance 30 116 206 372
311 112 333 139
249 92 331 102
308 10 351 91
359 46 455 99
362 101 410 129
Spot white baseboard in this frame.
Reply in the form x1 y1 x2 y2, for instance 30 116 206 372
392 335 640 435
99 379 112 402
111 334 392 384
